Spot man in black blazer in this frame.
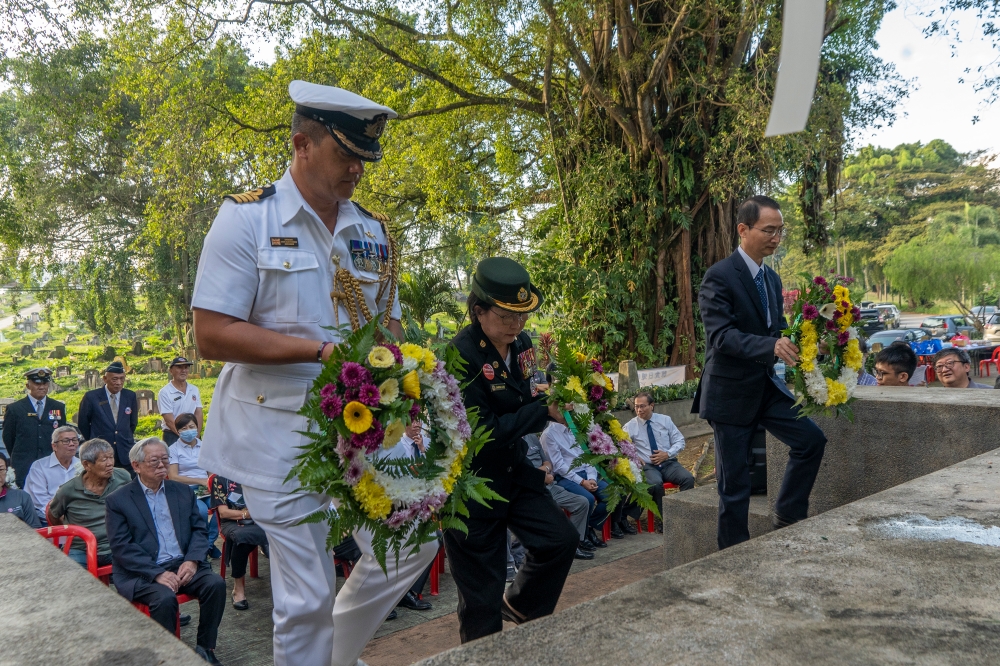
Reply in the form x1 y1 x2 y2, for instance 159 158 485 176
105 438 225 664
694 195 827 550
2 368 67 488
78 361 139 471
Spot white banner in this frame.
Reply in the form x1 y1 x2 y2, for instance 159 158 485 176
609 365 687 391
764 0 826 137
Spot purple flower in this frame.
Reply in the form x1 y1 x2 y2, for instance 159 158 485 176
619 439 637 460
352 420 385 454
829 269 836 274
802 304 819 320
383 343 404 365
344 388 359 403
344 454 365 485
335 434 358 463
587 428 603 447
320 383 337 398
358 383 381 407
458 420 472 439
825 320 839 331
813 276 828 286
409 402 421 421
339 362 371 388
597 400 609 413
321 394 343 419
837 331 850 346
385 509 410 529
851 307 861 319
590 359 604 374
589 384 604 401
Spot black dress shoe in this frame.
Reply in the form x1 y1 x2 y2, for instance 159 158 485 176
179 613 192 627
195 646 223 664
587 528 608 548
574 547 595 560
620 520 637 535
610 525 625 539
232 597 249 611
578 539 596 552
385 609 398 621
397 591 432 611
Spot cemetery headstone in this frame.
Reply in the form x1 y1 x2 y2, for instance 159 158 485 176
32 338 45 349
149 357 164 373
64 334 77 344
55 365 71 378
617 360 640 395
99 346 117 362
131 339 144 355
88 336 100 346
19 345 33 358
135 390 158 416
48 346 68 359
79 369 102 390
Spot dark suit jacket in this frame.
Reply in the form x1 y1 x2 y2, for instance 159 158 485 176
2 395 67 488
451 323 550 518
693 249 792 426
104 477 209 600
78 388 138 466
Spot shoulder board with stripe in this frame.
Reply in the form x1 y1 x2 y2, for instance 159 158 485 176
352 201 390 223
224 184 276 204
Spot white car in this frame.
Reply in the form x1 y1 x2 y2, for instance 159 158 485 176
984 313 1000 342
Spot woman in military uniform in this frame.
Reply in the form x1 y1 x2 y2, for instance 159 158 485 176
446 257 578 643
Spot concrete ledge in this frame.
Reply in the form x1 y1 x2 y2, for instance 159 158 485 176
0 514 205 666
662 484 772 569
417 448 1000 665
768 386 1000 517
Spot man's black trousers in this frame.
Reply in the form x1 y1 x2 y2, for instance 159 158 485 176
443 484 578 643
711 379 826 550
130 559 226 649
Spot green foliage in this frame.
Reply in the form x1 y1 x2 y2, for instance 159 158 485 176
619 380 700 406
884 234 1000 307
398 267 462 329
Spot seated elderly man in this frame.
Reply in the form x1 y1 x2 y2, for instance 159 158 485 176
874 342 917 387
49 439 131 568
24 425 81 525
932 348 992 389
523 433 594 559
105 438 226 664
623 392 694 531
0 453 40 527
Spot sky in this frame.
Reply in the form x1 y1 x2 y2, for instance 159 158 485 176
856 2 1000 155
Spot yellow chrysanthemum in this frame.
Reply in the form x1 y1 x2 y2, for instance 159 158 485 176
609 419 628 442
402 370 421 399
443 447 468 495
799 320 818 373
603 374 614 391
824 378 849 406
845 339 863 371
614 457 635 482
399 342 424 361
833 285 850 302
378 378 399 405
565 375 587 399
343 401 373 434
353 472 392 520
575 352 587 363
367 346 395 368
382 419 405 449
420 348 437 372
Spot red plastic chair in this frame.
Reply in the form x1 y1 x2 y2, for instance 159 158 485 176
132 594 195 638
637 482 677 533
44 507 114 584
429 546 445 596
979 347 1000 377
206 474 259 580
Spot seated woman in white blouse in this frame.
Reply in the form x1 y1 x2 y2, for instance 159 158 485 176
167 412 220 559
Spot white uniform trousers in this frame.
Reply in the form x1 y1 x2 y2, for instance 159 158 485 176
243 486 439 666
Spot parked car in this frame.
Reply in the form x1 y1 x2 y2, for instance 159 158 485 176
873 304 900 329
919 315 976 340
858 308 886 335
867 328 927 351
970 306 997 323
983 313 1000 342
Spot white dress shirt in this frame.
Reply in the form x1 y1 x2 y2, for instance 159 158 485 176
540 422 597 485
738 245 771 327
623 413 686 464
378 432 429 461
24 452 81 517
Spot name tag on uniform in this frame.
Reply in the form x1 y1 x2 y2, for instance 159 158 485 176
270 237 299 247
490 384 506 392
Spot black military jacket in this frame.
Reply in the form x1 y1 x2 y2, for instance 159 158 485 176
451 323 550 518
2 395 68 488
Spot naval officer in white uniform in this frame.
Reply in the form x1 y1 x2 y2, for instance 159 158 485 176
192 80 438 666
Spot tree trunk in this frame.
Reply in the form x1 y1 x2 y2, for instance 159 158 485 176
669 227 695 378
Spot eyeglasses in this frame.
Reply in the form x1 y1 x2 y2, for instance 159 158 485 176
143 457 170 467
491 309 531 326
934 359 966 372
751 226 787 239
873 369 892 380
54 438 78 445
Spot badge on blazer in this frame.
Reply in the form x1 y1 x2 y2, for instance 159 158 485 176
482 364 495 380
52 422 58 428
49 409 61 420
125 407 132 415
490 384 506 392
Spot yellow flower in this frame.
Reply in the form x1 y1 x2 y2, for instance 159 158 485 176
614 457 635 482
603 374 614 391
833 285 849 302
382 419 405 449
565 375 587 399
420 348 437 372
353 472 392 520
402 370 421 399
609 419 628 442
378 377 399 405
799 320 818 373
845 338 863 371
575 352 587 363
343 401 373 434
443 447 467 495
367 346 395 368
824 377 848 406
399 342 424 361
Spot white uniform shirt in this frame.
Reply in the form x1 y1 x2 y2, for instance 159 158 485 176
623 413 686 463
169 439 208 484
24 453 81 517
192 168 401 491
158 381 203 421
539 422 597 485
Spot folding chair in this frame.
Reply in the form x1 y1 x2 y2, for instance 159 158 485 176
132 594 195 638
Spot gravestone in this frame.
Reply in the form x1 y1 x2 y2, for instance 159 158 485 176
55 366 72 378
88 336 100 346
38 331 50 342
63 333 77 344
19 345 32 358
32 338 45 349
617 360 640 395
149 357 164 373
29 312 40 323
99 346 117 362
77 369 102 391
131 339 144 355
48 346 68 359
0 397 17 419
135 390 158 416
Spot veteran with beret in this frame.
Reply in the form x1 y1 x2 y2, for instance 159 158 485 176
445 257 579 643
77 361 139 473
192 81 436 666
2 368 67 489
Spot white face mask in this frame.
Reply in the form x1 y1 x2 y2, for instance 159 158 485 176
179 429 198 443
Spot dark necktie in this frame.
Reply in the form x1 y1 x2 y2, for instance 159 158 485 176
646 420 659 452
754 268 769 318
413 441 423 458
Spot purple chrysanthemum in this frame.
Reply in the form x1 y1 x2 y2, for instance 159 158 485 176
813 276 828 286
851 306 861 319
339 361 371 388
802 304 819 320
837 331 850 346
383 343 404 365
587 428 602 446
344 388 359 403
619 439 637 460
321 394 344 419
589 384 604 401
825 319 839 331
409 402 421 420
358 383 381 407
590 359 604 374
597 400 609 413
344 454 365 485
458 420 472 439
320 383 337 398
352 419 385 454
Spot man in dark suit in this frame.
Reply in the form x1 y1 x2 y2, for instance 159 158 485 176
105 438 225 664
2 368 67 488
694 195 827 550
78 361 139 471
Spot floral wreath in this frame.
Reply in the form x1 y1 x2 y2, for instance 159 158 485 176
785 273 865 419
290 322 495 568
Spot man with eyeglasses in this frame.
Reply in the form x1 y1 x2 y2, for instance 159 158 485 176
931 348 993 389
873 342 917 387
694 195 827 550
23 425 79 525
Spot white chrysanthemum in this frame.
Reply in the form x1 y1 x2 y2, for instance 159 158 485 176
848 327 858 340
573 402 590 415
629 460 643 482
804 368 828 404
838 365 858 400
402 356 419 371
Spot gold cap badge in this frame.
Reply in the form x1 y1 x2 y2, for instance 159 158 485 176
517 287 528 302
